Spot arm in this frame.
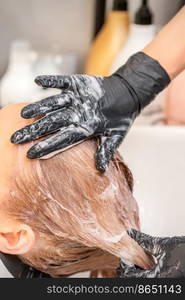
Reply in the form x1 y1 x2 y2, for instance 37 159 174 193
143 6 185 79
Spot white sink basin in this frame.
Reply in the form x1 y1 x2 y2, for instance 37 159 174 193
119 126 185 237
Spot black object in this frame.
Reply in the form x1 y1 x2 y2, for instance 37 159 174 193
93 0 106 38
11 52 170 172
0 253 50 278
113 0 128 11
135 0 153 25
118 229 185 278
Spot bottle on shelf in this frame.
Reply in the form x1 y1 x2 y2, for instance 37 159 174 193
111 0 168 126
111 0 156 73
85 0 129 76
0 40 39 106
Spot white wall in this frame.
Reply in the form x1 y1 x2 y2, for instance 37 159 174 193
0 0 95 76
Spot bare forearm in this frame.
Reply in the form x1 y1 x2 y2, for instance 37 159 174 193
143 6 185 79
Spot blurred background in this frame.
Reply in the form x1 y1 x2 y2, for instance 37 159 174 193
0 0 185 277
0 0 184 120
0 0 183 75
0 0 184 108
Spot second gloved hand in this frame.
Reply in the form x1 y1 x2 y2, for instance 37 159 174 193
11 52 170 172
118 229 185 278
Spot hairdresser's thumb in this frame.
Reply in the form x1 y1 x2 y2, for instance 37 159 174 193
95 134 123 172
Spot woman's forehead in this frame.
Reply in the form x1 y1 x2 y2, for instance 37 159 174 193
0 104 34 187
0 103 31 134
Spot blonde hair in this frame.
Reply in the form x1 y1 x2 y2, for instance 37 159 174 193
3 138 153 277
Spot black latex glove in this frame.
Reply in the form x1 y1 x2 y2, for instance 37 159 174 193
11 52 170 172
118 229 185 278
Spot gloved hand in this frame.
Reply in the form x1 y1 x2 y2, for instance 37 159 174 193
11 52 170 172
118 229 185 278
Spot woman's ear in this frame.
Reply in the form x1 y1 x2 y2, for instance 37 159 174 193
0 223 35 255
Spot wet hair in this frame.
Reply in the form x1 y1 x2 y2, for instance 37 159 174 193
3 138 153 277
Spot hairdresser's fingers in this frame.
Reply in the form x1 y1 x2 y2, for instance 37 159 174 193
11 108 78 144
129 229 185 250
155 236 185 251
35 75 72 89
26 126 88 159
117 261 136 277
128 229 162 256
21 92 74 119
119 265 155 278
95 134 124 173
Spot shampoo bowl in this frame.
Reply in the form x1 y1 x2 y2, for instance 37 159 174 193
119 126 185 237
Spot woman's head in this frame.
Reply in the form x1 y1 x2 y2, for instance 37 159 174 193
0 104 153 277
